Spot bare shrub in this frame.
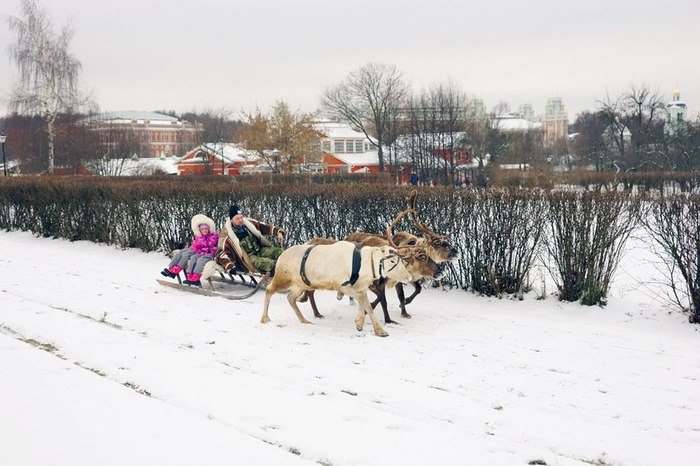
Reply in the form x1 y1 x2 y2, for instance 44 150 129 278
640 194 700 322
543 191 641 305
458 188 546 297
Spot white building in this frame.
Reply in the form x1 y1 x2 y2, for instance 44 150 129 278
666 89 688 135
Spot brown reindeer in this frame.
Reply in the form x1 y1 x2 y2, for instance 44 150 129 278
300 191 456 324
387 190 457 319
346 191 456 323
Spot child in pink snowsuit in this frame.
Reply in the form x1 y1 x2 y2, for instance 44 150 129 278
161 214 219 287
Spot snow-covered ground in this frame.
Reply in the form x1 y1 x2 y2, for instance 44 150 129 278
1 230 699 466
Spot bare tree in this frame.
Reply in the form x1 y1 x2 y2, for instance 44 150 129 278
571 110 608 170
622 84 666 170
662 115 700 171
321 62 408 171
596 85 667 172
397 81 473 184
597 92 629 169
90 121 143 176
182 107 237 145
6 0 91 175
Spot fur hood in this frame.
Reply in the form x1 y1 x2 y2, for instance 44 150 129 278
218 217 273 273
191 214 217 237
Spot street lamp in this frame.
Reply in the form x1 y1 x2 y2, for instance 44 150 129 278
271 149 279 174
0 133 6 177
220 139 225 176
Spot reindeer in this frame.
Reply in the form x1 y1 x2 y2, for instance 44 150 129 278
388 190 456 320
260 241 413 337
317 191 457 324
301 230 440 324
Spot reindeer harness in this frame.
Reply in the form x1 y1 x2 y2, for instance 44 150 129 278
299 244 364 287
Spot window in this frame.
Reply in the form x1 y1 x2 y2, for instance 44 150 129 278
334 140 344 153
355 141 364 152
321 140 331 151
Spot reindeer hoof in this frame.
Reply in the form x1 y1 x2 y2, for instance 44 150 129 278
261 317 271 324
314 313 325 319
401 312 412 319
385 319 399 325
376 331 389 337
356 324 363 332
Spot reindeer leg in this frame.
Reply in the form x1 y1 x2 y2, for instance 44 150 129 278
370 282 397 325
307 290 324 319
261 286 276 324
287 288 312 324
402 281 422 305
358 293 388 337
396 283 412 319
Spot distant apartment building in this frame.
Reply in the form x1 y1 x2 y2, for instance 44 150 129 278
85 111 201 158
517 103 534 122
543 97 568 147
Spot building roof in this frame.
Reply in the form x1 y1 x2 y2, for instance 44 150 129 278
493 117 543 132
179 143 258 164
315 121 372 140
329 150 380 166
86 111 180 125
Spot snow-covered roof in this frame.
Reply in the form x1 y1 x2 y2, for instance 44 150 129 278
86 111 180 126
395 132 469 147
493 117 543 132
89 156 179 176
330 150 379 166
315 121 371 140
180 143 258 164
498 163 531 170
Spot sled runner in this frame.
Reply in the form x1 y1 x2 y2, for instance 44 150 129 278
157 267 270 301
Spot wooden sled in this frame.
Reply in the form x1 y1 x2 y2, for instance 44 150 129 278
156 267 270 301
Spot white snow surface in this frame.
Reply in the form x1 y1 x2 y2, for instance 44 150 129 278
1 230 699 466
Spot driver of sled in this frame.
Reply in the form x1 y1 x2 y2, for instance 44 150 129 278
216 204 286 277
160 214 219 287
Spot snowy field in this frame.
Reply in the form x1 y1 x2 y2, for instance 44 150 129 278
1 230 699 466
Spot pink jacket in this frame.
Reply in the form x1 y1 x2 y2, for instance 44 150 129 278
190 232 219 256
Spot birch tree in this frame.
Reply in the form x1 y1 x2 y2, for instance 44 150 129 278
6 0 90 174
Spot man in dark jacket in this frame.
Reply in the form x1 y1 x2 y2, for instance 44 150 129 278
216 204 286 275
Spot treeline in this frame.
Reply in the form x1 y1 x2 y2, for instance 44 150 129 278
0 177 698 322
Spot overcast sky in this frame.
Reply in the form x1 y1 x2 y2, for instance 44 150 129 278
1 0 699 121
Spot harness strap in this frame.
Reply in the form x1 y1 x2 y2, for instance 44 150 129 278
299 245 316 286
341 245 362 286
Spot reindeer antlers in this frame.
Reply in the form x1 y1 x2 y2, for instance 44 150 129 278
406 189 448 240
385 208 416 250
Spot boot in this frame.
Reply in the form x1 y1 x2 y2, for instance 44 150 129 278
161 265 182 278
184 273 202 287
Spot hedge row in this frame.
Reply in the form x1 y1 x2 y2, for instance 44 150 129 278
0 177 696 318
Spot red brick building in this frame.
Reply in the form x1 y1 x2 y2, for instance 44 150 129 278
177 143 259 176
85 111 201 158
